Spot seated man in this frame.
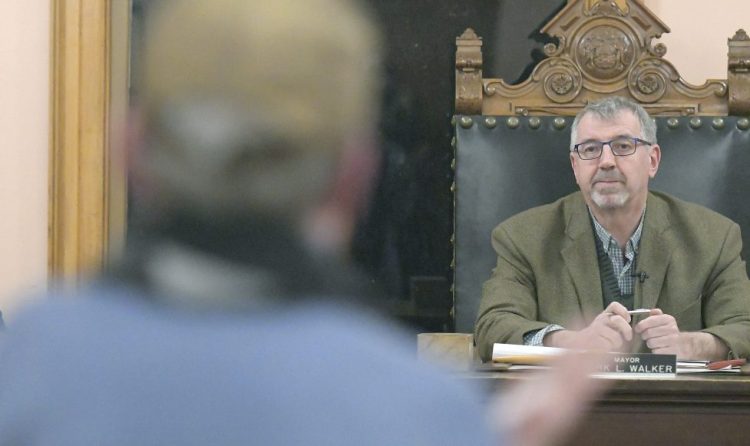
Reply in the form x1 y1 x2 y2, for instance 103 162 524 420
475 96 750 362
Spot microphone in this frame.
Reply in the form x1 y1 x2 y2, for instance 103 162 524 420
631 271 649 283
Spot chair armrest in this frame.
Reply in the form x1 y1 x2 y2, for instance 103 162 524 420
417 332 478 370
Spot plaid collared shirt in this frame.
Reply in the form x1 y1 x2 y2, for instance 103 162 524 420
523 208 646 346
590 209 644 296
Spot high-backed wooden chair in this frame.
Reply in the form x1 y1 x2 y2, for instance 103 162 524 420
420 0 750 367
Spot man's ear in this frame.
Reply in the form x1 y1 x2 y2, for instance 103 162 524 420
303 132 380 256
329 133 380 218
124 105 146 174
648 144 661 178
124 105 161 212
570 151 581 185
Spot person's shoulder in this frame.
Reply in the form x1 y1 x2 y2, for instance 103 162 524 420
288 302 455 376
650 191 736 229
283 302 481 390
495 191 581 234
3 283 151 346
240 301 499 444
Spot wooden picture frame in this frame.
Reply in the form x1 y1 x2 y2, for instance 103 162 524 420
49 0 130 285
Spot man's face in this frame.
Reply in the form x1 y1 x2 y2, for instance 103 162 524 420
570 110 660 213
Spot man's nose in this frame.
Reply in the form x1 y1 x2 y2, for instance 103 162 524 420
597 144 616 168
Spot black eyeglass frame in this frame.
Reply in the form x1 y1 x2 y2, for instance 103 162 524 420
571 137 653 160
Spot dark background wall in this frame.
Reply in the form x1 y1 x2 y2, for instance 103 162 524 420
352 0 566 331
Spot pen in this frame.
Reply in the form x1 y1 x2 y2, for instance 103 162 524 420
627 309 652 315
706 358 746 370
606 308 652 316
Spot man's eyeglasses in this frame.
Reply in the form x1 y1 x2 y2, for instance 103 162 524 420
572 137 652 160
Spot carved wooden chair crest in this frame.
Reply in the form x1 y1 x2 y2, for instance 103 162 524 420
450 0 750 336
456 0 750 117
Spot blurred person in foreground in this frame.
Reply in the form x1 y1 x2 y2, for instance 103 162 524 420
0 1 606 445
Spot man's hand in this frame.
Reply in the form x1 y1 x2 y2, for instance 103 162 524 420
634 308 680 355
635 309 730 360
545 302 633 351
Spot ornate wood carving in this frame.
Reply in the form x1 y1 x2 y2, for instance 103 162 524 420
729 29 750 115
455 28 483 115
455 0 747 116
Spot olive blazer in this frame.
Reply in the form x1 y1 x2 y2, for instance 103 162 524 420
474 191 750 362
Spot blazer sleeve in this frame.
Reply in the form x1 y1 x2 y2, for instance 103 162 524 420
699 222 750 359
474 224 550 362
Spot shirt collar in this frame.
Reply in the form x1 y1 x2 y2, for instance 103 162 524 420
588 207 645 255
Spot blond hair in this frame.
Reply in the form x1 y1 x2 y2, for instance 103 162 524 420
137 0 381 217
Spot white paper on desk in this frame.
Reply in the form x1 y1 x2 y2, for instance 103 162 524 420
492 343 566 361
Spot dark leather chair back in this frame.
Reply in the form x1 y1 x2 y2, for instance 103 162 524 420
453 116 750 332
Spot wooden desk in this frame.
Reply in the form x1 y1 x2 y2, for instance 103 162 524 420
462 370 750 446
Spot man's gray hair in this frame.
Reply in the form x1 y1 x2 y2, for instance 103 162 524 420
570 96 657 148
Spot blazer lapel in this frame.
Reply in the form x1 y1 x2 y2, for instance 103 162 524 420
634 193 673 310
561 194 603 322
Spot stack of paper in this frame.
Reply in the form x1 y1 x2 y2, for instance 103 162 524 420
491 343 565 365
